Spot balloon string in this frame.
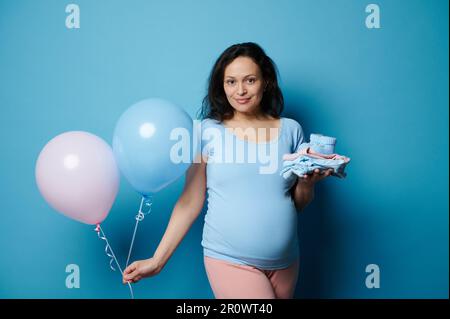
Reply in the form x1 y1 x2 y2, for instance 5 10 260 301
95 224 134 299
125 196 152 268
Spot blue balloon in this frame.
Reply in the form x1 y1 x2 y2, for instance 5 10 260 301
113 98 193 195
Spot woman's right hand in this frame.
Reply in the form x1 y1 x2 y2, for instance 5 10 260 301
122 257 163 284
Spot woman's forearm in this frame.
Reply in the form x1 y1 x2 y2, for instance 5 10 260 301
293 181 315 212
152 200 203 269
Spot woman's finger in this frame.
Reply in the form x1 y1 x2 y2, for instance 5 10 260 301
124 263 136 275
124 268 140 282
315 172 327 182
128 276 141 284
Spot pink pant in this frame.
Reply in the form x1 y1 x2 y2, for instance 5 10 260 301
204 256 299 299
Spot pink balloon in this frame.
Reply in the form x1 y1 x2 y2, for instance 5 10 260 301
35 131 120 225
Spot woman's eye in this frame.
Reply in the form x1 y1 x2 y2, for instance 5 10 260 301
247 78 256 84
226 80 235 85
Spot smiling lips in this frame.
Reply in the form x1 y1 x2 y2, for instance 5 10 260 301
235 97 251 104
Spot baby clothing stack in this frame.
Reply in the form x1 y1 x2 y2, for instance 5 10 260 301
280 133 350 179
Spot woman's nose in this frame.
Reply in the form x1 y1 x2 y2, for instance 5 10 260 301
237 83 247 95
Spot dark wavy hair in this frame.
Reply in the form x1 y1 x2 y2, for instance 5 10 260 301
198 42 284 122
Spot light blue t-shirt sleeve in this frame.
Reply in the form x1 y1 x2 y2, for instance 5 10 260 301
194 118 215 160
291 119 305 153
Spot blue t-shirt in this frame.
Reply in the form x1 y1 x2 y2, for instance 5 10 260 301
196 117 305 270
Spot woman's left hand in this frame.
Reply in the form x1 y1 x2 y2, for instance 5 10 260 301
297 168 333 187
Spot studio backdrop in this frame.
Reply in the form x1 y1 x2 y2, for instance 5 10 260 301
0 0 448 298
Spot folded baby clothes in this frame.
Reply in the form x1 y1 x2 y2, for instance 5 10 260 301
281 135 350 179
283 146 349 162
280 154 349 179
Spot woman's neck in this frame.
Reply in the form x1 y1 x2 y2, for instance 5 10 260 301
230 110 273 124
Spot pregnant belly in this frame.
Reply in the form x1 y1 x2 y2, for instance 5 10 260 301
204 200 298 260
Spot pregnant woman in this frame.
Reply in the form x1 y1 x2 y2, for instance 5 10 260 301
122 42 332 299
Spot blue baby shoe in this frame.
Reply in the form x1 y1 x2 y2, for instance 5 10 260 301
309 133 336 155
318 135 336 155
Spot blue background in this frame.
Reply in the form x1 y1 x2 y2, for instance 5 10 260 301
0 0 448 298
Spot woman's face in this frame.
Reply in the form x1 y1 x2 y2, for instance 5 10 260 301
223 56 265 116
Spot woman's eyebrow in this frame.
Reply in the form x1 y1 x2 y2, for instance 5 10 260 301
224 74 257 79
